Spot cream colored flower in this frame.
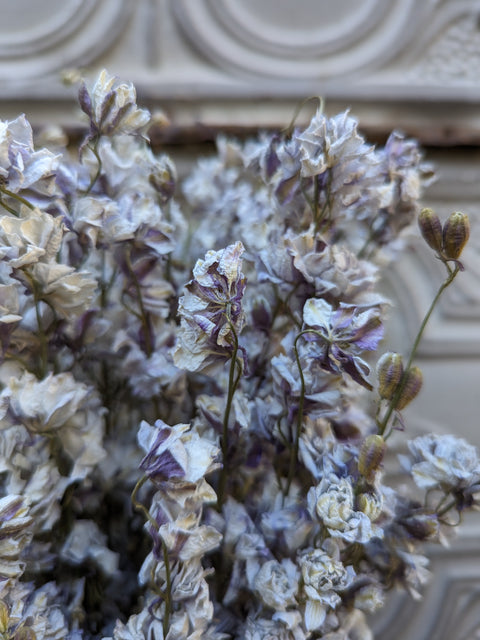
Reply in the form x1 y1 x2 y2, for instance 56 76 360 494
308 475 380 543
253 559 299 611
30 262 97 320
299 546 355 632
0 206 64 268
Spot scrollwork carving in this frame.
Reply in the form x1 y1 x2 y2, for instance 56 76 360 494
172 0 419 80
0 0 132 82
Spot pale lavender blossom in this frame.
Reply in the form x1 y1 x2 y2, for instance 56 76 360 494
174 242 246 372
253 558 299 611
0 580 70 639
0 371 106 480
138 419 220 485
405 433 480 493
302 298 384 389
78 69 150 140
0 205 64 269
0 115 59 196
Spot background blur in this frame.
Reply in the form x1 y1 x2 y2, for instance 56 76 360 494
1 1 480 637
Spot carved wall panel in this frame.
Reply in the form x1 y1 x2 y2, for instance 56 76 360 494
0 0 480 136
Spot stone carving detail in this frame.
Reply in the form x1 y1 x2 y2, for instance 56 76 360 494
382 156 480 358
0 0 131 88
408 14 480 85
371 522 480 639
172 0 420 79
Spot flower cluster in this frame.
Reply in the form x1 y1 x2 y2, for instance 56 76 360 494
0 69 475 639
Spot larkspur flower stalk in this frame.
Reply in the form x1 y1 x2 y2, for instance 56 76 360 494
0 68 475 639
174 241 246 507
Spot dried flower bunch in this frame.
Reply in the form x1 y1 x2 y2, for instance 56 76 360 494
0 70 476 639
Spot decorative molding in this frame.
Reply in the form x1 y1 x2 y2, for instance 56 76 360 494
371 518 480 639
1 0 480 134
0 0 132 87
382 153 480 357
172 0 420 80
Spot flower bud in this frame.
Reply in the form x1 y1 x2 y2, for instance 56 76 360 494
357 491 383 520
401 513 439 540
395 366 423 410
358 434 386 483
377 352 404 400
418 208 443 253
442 211 470 260
148 158 176 203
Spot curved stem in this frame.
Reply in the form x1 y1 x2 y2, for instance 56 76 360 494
161 539 172 636
0 186 35 210
22 271 48 378
378 264 460 435
217 325 240 510
282 96 324 137
85 138 102 194
131 475 158 531
284 332 307 498
0 196 20 216
131 476 172 633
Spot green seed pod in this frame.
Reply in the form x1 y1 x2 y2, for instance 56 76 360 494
442 211 470 260
395 366 423 410
418 208 443 253
376 352 404 400
358 434 386 483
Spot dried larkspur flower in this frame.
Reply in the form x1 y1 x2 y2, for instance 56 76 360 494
0 115 59 198
138 419 220 486
78 69 150 140
405 433 480 493
174 241 246 372
302 298 384 389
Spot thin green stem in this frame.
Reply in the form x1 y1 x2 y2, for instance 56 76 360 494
283 329 325 497
284 331 307 498
85 138 102 194
131 475 158 531
161 539 173 636
22 271 48 378
0 186 35 210
311 171 332 235
378 264 460 435
282 96 324 137
217 324 240 510
0 196 20 216
436 497 458 519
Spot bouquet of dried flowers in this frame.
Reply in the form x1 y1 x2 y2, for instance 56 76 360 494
0 69 476 640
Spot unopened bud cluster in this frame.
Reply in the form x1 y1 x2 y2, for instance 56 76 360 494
418 208 470 262
376 352 423 410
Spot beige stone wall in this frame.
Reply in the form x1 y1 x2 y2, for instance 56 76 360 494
1 1 480 637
